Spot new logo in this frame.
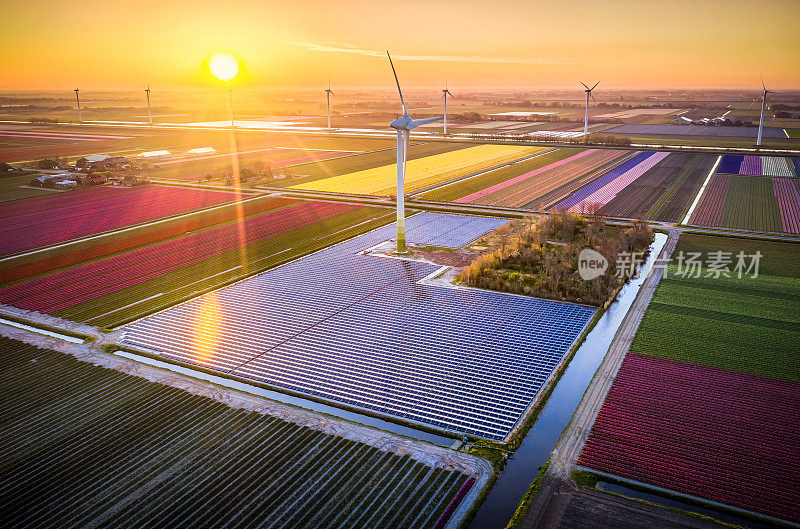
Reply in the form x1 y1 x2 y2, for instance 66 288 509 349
578 248 608 280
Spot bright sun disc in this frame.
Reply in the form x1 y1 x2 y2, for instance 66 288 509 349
209 53 239 82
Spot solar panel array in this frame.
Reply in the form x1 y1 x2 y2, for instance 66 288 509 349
122 213 595 440
403 212 510 248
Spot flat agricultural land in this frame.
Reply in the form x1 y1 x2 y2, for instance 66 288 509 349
630 234 800 379
149 136 399 181
554 151 670 214
578 234 800 525
271 141 468 188
0 201 393 327
604 124 786 138
421 148 627 208
120 213 595 440
290 144 545 196
0 336 475 529
599 153 716 222
689 160 800 233
0 184 244 257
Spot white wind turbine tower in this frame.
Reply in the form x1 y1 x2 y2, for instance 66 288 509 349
441 83 454 134
74 88 82 123
325 81 335 129
145 85 153 125
581 81 599 138
757 75 775 147
387 51 442 253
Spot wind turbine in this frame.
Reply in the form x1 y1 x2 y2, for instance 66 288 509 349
325 81 335 129
756 75 775 147
74 88 82 123
581 81 599 138
387 51 442 253
145 85 153 125
441 83 454 134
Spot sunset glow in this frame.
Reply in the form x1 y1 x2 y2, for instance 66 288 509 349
1 0 798 90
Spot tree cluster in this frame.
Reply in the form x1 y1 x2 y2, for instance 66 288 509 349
460 212 653 306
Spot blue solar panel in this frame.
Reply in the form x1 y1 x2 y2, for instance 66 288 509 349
404 212 509 248
122 213 595 440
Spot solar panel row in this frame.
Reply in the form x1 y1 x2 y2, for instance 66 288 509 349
122 213 595 439
403 213 509 248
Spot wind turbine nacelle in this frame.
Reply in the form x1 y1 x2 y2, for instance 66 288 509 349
390 116 414 130
391 115 443 130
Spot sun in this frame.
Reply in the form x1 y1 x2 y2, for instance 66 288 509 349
208 53 240 82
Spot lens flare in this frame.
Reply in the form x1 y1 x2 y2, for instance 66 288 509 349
209 53 239 82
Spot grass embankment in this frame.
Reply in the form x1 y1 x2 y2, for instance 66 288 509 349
460 212 653 306
631 233 800 381
0 336 468 529
503 461 551 529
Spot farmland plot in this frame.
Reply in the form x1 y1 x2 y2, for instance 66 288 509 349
273 141 468 187
600 153 715 221
689 174 795 233
290 144 545 196
554 151 669 213
0 185 243 257
0 337 477 529
579 353 800 524
578 233 800 525
0 203 393 327
452 149 627 208
418 147 582 203
631 234 800 381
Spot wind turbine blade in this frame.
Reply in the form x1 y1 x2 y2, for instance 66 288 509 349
387 51 408 116
591 81 599 90
760 73 766 91
408 115 442 129
580 81 590 90
591 92 597 104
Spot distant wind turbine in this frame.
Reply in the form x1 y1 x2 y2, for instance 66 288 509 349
74 88 82 123
145 85 153 125
387 51 442 253
442 83 454 134
757 75 775 147
325 81 335 129
581 81 599 138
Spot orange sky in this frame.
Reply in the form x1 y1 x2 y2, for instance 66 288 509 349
1 0 798 90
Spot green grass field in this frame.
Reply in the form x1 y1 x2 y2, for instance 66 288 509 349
631 233 800 381
0 337 470 529
0 173 59 202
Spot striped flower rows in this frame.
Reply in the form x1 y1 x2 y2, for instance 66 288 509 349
0 201 357 313
578 353 800 524
689 173 730 227
0 185 241 257
772 178 800 234
455 149 599 204
554 151 669 213
717 155 795 178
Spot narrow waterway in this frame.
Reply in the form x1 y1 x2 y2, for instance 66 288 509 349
468 233 668 529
